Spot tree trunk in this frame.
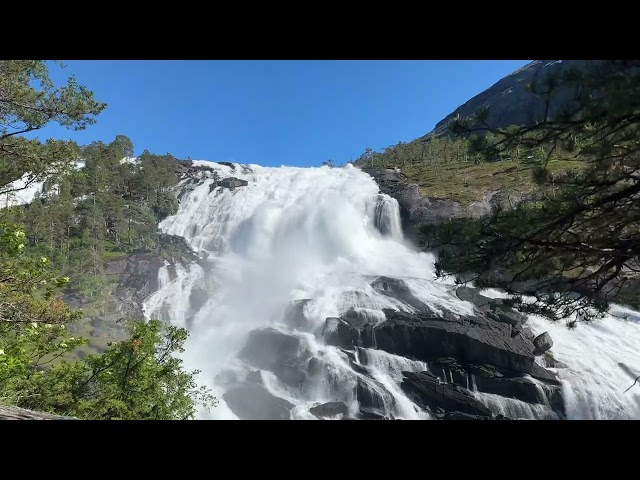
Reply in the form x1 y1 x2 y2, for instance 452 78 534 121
0 405 76 420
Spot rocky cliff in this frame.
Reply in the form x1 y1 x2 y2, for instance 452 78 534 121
425 60 594 138
218 278 565 420
362 60 596 242
362 166 537 243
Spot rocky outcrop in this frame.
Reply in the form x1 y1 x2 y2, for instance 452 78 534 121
359 62 601 243
60 232 200 353
370 275 432 311
322 317 361 349
323 278 564 418
215 177 249 190
281 299 312 330
238 328 312 388
533 332 554 356
356 376 396 419
174 159 216 181
361 309 537 375
361 166 537 243
309 402 349 418
216 368 296 420
425 60 596 139
107 234 197 317
223 382 294 420
220 275 565 420
401 371 493 417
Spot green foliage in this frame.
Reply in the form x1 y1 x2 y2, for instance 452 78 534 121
0 61 213 419
16 320 216 420
1 222 85 403
350 128 585 205
0 223 216 418
153 191 179 221
3 135 184 284
429 60 640 323
353 138 583 205
0 60 106 198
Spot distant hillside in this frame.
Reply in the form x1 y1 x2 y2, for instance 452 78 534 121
355 60 591 237
424 60 595 138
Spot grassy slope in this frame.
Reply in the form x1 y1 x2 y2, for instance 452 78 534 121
397 159 584 205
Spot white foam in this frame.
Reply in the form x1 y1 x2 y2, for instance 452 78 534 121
142 163 640 420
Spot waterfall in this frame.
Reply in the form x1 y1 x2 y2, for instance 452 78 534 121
142 161 640 420
369 194 403 239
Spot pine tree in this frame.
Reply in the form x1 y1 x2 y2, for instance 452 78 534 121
425 60 640 324
0 61 106 199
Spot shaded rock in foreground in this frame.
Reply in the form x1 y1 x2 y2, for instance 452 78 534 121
370 276 428 311
323 317 361 349
533 331 554 356
310 402 349 418
282 299 312 330
475 376 547 405
356 376 396 418
455 286 493 312
429 357 563 413
223 383 294 420
529 363 561 385
363 309 537 375
239 328 312 388
401 371 493 417
442 411 493 420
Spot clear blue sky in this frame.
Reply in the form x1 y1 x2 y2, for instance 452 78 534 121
30 60 530 167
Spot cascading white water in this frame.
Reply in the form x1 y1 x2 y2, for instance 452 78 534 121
143 162 640 420
368 195 403 239
480 289 640 420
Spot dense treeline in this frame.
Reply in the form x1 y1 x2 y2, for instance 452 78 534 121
0 60 214 419
424 60 640 324
352 132 555 173
352 61 640 327
3 136 180 283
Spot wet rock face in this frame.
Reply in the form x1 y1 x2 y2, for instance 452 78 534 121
455 286 494 311
356 376 396 419
425 357 561 410
281 299 312 330
322 317 361 349
427 60 595 139
360 167 464 243
401 371 493 417
225 280 564 420
315 282 564 418
238 328 312 389
533 332 554 356
310 402 349 418
544 352 569 369
189 287 211 312
360 168 537 245
363 309 538 376
223 382 294 420
370 276 432 311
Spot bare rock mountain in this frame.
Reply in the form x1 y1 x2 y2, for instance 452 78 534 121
424 60 594 138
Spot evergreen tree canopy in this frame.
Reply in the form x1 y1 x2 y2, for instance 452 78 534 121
0 60 106 199
0 222 216 419
424 60 640 324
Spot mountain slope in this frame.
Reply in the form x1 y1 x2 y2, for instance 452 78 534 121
424 60 593 138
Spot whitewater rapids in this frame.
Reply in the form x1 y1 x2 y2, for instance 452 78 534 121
143 162 640 420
